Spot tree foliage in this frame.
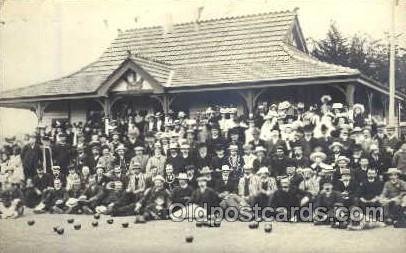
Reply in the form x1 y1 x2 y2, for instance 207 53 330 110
310 22 406 91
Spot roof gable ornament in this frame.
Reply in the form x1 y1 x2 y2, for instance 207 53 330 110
124 70 145 90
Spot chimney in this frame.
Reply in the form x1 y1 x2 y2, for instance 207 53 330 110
164 13 174 34
194 6 204 32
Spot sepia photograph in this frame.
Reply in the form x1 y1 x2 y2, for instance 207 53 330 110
0 0 405 252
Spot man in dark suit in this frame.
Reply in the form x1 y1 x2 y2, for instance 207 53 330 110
21 133 42 179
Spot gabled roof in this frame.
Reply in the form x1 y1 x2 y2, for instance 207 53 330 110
0 9 384 102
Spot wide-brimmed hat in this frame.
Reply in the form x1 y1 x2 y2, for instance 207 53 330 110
254 146 267 153
196 175 209 182
177 173 188 180
115 144 126 152
353 104 365 113
221 165 231 171
329 142 344 150
310 151 327 162
152 175 165 182
228 145 239 151
169 143 179 150
321 95 332 102
332 103 343 109
278 101 291 110
336 156 350 164
386 168 402 175
180 144 190 150
256 167 270 175
340 168 351 175
200 166 213 174
320 165 335 174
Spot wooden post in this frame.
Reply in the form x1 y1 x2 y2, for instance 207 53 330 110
345 84 355 107
151 94 175 115
367 91 374 117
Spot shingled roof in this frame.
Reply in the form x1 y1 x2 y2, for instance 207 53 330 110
0 9 362 101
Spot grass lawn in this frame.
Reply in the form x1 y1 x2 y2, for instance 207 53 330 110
1 210 405 253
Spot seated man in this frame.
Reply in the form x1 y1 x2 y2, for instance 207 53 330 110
79 176 105 214
238 165 258 206
190 175 220 218
379 168 406 224
357 169 384 211
34 179 68 214
64 178 83 214
171 173 193 209
251 167 277 209
299 167 320 199
95 181 124 215
111 163 146 216
333 168 359 207
313 180 343 225
0 180 24 218
135 175 172 220
214 165 241 209
270 177 308 221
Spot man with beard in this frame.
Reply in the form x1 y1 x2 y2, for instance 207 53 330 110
171 173 193 207
195 143 211 170
86 143 101 173
215 165 240 209
252 146 270 174
357 169 383 211
21 133 41 179
207 125 226 156
135 175 172 220
270 145 291 178
292 145 310 169
166 143 183 175
190 175 220 215
97 145 115 173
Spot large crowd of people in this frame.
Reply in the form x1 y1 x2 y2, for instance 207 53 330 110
1 95 406 229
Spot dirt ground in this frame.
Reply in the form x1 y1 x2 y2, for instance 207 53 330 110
0 210 405 253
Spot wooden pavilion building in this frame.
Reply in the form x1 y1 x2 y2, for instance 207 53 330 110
0 9 403 126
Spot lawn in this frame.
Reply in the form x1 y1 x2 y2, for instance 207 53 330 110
0 210 405 253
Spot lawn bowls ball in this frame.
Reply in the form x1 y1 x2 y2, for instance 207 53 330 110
27 220 35 226
67 218 74 224
264 223 272 233
107 219 114 224
91 221 99 227
56 227 64 235
122 222 129 228
94 213 100 220
185 235 194 243
74 224 82 230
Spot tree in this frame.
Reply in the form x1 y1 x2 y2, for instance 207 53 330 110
310 23 406 89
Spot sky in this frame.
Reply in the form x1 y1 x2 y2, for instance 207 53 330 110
0 0 405 137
